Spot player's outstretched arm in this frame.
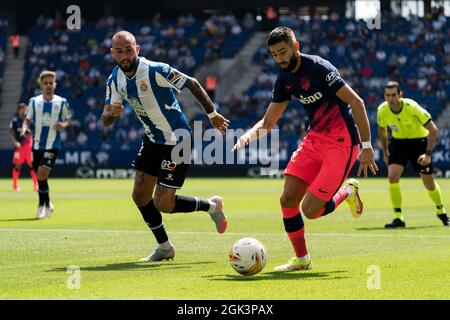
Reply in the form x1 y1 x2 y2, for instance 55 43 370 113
336 84 378 177
232 101 288 152
186 77 229 135
101 102 124 127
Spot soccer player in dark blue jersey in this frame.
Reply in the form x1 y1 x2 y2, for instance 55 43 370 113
233 26 378 271
9 103 38 192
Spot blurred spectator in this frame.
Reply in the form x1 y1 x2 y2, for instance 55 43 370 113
10 33 20 58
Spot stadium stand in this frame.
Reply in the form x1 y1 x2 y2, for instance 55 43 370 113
18 9 450 156
196 9 450 157
19 12 255 150
0 21 8 93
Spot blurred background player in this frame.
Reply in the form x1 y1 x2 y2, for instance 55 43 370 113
21 71 71 219
377 81 448 228
9 103 38 192
233 26 378 272
102 31 229 262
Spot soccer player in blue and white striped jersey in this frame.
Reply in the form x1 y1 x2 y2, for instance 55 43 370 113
22 71 71 219
102 31 230 262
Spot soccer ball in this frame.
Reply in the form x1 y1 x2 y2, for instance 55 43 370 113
229 238 268 276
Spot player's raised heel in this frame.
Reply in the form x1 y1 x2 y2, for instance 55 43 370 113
345 178 363 218
208 195 227 234
273 257 313 272
139 246 176 262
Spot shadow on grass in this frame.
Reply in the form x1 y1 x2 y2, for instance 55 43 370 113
355 225 438 231
204 270 348 281
47 261 216 272
0 218 38 222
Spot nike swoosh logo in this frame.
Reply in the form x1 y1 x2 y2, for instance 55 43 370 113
318 188 328 193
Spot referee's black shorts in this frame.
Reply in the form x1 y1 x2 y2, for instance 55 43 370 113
388 137 433 175
132 135 190 189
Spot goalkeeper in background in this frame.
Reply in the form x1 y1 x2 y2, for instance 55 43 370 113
377 81 448 228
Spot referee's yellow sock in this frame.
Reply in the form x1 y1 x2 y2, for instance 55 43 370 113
389 182 404 220
428 183 446 215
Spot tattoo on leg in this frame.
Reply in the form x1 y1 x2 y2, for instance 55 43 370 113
156 186 168 196
135 172 145 186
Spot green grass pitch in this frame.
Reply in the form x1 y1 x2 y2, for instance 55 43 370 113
0 177 449 300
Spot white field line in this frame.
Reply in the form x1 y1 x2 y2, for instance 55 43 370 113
0 228 449 239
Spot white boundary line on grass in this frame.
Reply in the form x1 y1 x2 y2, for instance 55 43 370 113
0 228 449 239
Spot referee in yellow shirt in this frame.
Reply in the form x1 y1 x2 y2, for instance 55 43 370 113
377 81 448 228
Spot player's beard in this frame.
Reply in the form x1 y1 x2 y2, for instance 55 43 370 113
119 57 137 73
280 54 298 72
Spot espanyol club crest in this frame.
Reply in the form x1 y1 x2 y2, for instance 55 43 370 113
300 76 311 91
140 81 148 92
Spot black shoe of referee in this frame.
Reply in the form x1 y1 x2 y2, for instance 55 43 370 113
437 213 449 226
384 218 406 228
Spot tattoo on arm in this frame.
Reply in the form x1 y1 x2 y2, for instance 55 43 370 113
187 78 215 114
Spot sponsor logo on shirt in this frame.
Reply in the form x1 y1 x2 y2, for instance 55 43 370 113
165 69 186 90
129 98 147 117
299 92 323 105
326 72 340 87
41 112 52 127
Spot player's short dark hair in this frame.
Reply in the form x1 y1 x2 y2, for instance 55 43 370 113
267 26 296 47
384 81 401 94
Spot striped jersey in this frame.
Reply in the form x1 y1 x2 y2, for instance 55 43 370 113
105 57 191 145
26 94 71 150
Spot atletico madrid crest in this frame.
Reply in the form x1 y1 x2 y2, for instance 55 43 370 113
300 76 311 91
